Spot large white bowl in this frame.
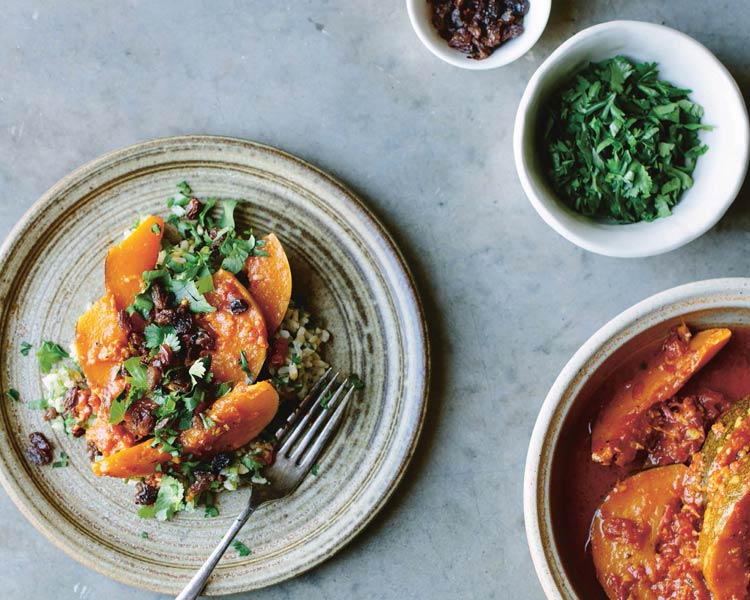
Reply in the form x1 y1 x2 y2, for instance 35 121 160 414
406 0 550 69
524 278 750 598
514 21 750 257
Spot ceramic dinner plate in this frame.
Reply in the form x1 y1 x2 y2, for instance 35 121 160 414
0 136 429 595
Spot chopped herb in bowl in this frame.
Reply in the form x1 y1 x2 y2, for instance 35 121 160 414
543 55 712 223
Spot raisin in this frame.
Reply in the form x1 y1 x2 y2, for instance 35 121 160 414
134 481 159 505
229 298 249 314
211 453 232 474
186 470 215 500
25 432 53 465
184 198 202 220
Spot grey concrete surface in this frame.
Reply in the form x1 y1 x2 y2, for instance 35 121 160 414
1 1 749 599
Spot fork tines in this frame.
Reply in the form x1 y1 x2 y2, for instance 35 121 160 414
274 368 355 471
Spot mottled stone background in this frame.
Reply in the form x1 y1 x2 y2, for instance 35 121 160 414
1 1 748 598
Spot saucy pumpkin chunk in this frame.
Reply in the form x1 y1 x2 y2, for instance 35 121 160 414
592 324 731 466
591 464 709 600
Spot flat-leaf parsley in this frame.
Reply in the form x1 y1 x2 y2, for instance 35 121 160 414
544 55 711 223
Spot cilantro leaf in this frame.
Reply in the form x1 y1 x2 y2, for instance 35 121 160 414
347 374 365 390
52 452 69 468
138 475 184 521
20 341 32 356
238 350 253 380
108 387 130 425
188 357 208 386
27 398 48 410
4 388 20 402
231 540 252 557
37 341 69 374
124 356 149 390
144 324 181 352
168 278 215 313
219 199 238 229
127 292 154 319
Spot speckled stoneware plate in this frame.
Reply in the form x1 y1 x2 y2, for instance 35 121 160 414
0 135 429 595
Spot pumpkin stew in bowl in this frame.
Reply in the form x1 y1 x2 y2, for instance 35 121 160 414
555 322 750 599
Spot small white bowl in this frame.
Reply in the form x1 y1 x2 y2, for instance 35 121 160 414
525 278 750 598
406 0 551 69
514 21 750 257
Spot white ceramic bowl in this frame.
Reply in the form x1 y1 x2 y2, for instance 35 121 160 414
524 278 750 599
514 21 750 257
406 0 550 69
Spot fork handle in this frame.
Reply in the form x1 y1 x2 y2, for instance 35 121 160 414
174 501 257 600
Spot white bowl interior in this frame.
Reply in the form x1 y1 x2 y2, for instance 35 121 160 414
525 278 750 598
406 0 551 69
515 21 749 257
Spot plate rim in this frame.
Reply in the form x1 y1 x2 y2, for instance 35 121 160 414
0 134 430 595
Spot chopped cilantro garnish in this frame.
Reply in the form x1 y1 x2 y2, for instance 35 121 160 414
37 341 69 373
140 531 149 539
168 278 215 313
347 374 364 390
319 391 332 410
108 387 130 425
231 540 252 557
52 452 69 468
151 222 161 234
199 412 215 429
311 464 320 476
138 475 185 521
176 181 192 197
543 55 711 223
188 357 209 385
238 350 253 380
124 356 149 391
4 388 19 402
126 291 154 319
20 341 32 356
27 398 48 410
144 323 181 352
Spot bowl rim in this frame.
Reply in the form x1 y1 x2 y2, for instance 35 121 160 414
513 20 750 257
405 0 551 70
524 277 750 599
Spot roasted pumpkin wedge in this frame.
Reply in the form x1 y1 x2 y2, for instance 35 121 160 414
105 215 164 310
74 293 129 392
699 457 750 600
244 233 292 334
591 464 708 600
92 381 279 478
701 397 750 492
200 269 268 384
592 327 731 466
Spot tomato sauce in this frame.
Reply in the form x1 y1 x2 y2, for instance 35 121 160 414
550 327 750 599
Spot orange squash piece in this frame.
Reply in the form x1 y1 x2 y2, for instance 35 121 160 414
699 457 750 600
105 215 164 310
180 381 279 454
592 326 731 466
200 269 268 384
92 381 279 478
244 233 292 334
591 464 709 600
75 293 129 392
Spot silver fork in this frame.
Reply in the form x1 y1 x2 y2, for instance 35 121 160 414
175 368 355 600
